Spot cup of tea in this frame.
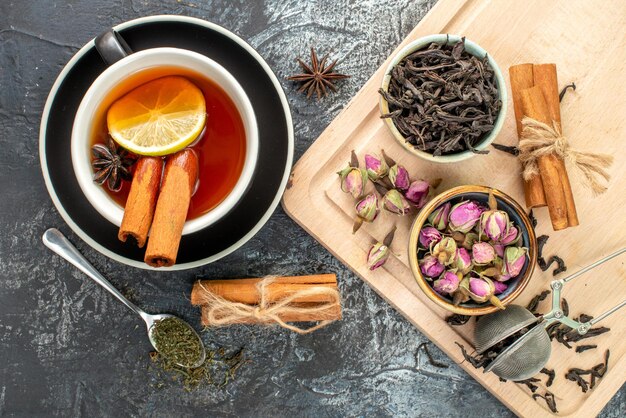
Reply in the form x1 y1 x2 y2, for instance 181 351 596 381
71 30 259 235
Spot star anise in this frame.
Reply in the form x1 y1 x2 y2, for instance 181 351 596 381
91 136 136 192
287 47 350 100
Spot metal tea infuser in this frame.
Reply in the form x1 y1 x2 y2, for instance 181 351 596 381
42 228 206 368
474 247 626 381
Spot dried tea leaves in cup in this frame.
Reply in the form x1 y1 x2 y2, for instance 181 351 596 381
380 37 502 156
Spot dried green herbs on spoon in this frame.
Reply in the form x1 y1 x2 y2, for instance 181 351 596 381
151 317 204 368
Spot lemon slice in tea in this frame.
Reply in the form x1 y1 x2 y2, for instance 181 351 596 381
107 76 206 156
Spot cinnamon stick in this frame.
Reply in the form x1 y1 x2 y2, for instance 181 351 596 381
191 274 338 305
118 157 163 248
144 149 198 267
520 86 569 231
509 64 547 208
532 64 579 227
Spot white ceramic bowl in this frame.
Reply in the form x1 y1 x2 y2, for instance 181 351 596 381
71 47 258 235
380 34 507 163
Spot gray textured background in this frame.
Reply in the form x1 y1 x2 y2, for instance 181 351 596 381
0 0 623 416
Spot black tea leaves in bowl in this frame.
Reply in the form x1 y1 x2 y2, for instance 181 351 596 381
380 37 502 156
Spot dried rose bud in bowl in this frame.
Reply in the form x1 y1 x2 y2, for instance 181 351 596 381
408 185 537 316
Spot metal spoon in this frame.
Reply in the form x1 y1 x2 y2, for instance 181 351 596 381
42 228 206 368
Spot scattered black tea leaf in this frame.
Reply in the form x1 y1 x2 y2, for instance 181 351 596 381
540 367 555 387
578 313 594 323
561 298 569 317
379 37 502 156
455 342 485 368
565 326 610 344
445 313 471 326
565 350 610 393
528 209 538 228
537 235 550 262
551 257 567 276
499 377 507 382
546 322 561 341
527 289 550 314
492 143 519 156
566 368 589 392
597 349 610 378
576 344 597 353
516 377 541 393
533 391 558 413
536 235 567 276
559 82 576 102
417 342 449 369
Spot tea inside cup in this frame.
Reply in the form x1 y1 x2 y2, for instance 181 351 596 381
71 47 259 235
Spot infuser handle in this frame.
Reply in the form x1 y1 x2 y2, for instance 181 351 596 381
545 248 626 334
587 300 626 327
561 247 626 284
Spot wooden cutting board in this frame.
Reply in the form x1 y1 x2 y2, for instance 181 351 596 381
282 0 626 416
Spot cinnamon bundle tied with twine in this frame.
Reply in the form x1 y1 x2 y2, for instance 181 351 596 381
190 275 342 334
509 63 614 231
518 117 613 195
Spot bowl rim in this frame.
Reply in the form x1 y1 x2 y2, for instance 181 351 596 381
408 185 537 315
379 34 508 163
71 47 259 235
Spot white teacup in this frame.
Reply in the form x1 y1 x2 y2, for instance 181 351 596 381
71 40 258 235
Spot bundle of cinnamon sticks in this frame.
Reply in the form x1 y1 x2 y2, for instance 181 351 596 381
509 63 578 231
190 274 342 328
119 148 198 267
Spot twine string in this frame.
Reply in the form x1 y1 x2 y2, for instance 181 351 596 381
518 116 613 195
197 277 341 335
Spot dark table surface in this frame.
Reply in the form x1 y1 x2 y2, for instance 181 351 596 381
1 0 624 416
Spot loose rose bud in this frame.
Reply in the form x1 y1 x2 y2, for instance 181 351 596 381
338 165 368 198
428 202 451 230
405 180 432 209
364 153 388 181
431 236 457 265
356 193 379 222
504 246 528 278
480 209 510 241
433 271 460 295
353 193 380 233
419 226 442 248
461 232 479 250
472 242 496 265
493 281 508 295
382 189 411 215
448 200 485 233
454 247 472 274
388 164 410 191
366 226 396 270
367 242 389 270
499 224 520 245
419 254 444 278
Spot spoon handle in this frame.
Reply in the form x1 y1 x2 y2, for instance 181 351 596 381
43 228 146 318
